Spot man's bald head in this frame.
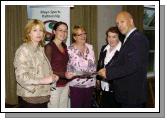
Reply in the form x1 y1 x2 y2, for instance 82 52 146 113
116 11 133 20
115 11 135 35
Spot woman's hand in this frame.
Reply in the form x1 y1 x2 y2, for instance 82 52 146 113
39 74 59 84
52 74 59 81
65 72 76 79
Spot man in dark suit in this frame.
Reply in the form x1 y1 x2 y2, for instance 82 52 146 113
98 11 149 108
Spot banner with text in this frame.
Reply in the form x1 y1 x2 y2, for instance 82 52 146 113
27 5 71 46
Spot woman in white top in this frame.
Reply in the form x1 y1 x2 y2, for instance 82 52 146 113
96 26 123 108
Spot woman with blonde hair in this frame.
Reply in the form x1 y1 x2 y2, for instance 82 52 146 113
13 19 59 108
65 25 96 108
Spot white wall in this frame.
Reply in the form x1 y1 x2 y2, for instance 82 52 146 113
97 5 122 56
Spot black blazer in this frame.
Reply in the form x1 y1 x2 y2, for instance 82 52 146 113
97 44 120 91
105 30 149 104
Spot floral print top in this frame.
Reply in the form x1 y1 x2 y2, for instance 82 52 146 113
67 43 96 88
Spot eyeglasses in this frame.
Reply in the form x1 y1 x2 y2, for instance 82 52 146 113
76 33 87 37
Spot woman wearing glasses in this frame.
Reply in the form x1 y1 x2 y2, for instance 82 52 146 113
45 21 69 108
65 25 96 108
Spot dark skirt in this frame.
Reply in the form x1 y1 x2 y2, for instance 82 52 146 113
70 86 94 108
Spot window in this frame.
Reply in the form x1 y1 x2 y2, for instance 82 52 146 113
143 5 155 73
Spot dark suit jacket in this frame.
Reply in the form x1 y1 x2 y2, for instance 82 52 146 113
97 44 120 91
105 30 149 105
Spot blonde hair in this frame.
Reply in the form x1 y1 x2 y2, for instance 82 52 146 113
72 25 86 42
23 19 46 46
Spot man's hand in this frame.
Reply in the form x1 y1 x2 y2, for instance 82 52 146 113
98 68 106 79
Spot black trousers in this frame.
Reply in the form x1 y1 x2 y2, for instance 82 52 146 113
18 97 48 108
100 91 120 108
120 103 146 108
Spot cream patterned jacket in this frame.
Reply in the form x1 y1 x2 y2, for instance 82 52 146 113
13 42 53 97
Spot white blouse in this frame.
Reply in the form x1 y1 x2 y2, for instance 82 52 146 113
101 41 122 91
